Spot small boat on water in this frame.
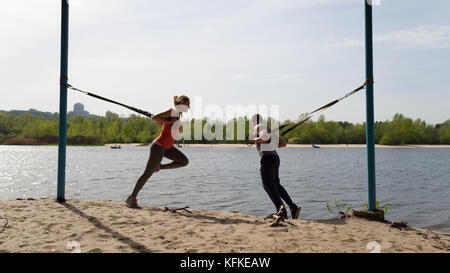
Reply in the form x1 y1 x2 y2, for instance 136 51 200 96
175 141 183 148
312 144 320 148
111 144 121 149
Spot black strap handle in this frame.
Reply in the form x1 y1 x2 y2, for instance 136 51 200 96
62 83 153 118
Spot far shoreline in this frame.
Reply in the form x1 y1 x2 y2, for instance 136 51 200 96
1 143 450 149
103 143 450 149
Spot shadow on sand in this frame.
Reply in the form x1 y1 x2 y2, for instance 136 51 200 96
156 207 349 227
154 208 268 226
313 218 347 225
58 201 152 253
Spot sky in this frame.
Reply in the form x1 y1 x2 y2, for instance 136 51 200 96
1 0 449 123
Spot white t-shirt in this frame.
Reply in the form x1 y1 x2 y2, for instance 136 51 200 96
254 124 278 155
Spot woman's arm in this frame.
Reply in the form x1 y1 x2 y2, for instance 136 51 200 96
152 109 179 124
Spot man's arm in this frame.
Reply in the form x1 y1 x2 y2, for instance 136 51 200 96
278 135 287 148
248 137 269 143
248 128 271 143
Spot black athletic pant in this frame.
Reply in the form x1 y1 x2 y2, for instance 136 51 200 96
131 143 189 197
260 153 295 212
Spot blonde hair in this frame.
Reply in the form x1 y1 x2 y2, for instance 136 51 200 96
173 95 190 107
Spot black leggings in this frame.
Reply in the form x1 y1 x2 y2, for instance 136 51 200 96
131 143 189 197
260 153 295 212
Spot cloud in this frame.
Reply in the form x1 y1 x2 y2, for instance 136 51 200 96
268 73 307 82
197 72 216 78
321 26 450 49
231 73 307 82
377 26 450 49
202 28 222 34
197 0 360 34
232 74 249 80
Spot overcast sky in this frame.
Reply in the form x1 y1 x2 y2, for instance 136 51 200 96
1 0 449 123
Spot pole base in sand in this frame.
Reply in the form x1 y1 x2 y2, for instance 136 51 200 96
351 209 384 221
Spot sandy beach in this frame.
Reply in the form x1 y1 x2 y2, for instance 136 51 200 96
0 199 448 253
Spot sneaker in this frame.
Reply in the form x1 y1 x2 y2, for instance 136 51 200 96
125 195 140 209
291 205 301 219
277 205 288 219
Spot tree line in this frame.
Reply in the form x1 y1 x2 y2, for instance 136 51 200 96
0 111 449 145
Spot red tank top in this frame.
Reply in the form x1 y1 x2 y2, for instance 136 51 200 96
153 110 181 149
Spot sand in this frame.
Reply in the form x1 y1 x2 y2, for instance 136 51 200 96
0 199 448 253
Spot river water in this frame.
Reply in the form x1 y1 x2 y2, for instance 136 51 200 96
0 145 448 232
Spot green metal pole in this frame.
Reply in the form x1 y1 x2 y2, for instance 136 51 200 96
57 0 69 202
365 1 376 211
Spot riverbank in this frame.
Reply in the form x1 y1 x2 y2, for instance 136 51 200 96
0 199 448 253
105 143 450 149
2 142 449 148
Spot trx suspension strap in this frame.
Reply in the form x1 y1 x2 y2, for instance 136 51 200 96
62 83 153 118
246 78 373 145
279 78 373 137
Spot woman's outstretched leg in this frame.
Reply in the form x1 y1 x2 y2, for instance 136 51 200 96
128 144 166 206
159 146 189 170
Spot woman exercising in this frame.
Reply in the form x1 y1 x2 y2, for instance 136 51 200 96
248 114 301 219
126 95 190 208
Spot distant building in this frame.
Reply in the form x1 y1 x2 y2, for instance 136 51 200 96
68 103 90 118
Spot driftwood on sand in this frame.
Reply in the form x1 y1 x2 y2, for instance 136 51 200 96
163 206 192 214
390 221 410 230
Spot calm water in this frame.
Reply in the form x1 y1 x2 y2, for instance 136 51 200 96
0 145 449 232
